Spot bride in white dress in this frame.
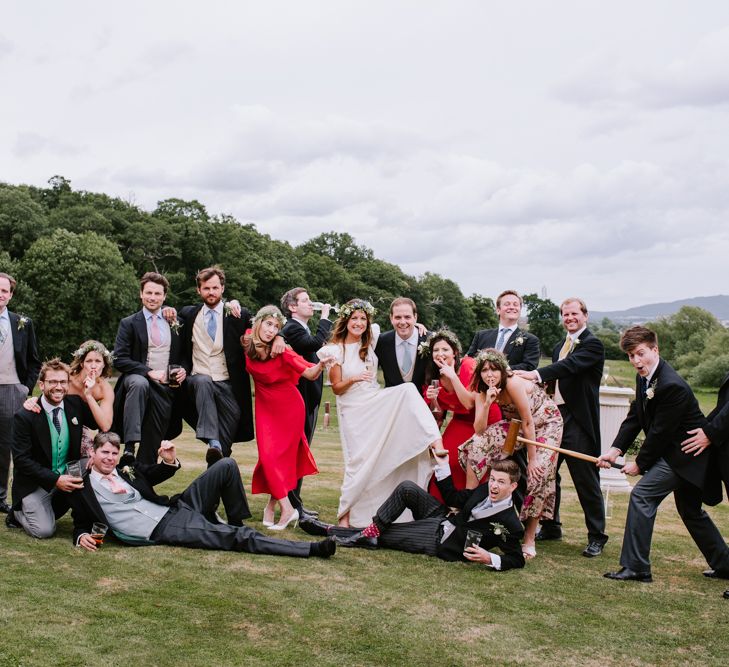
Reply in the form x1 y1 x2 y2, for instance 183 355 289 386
324 299 443 527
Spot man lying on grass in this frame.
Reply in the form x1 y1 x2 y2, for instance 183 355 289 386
301 458 525 571
70 432 336 559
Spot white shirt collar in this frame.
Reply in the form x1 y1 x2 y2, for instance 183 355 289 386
205 302 224 316
0 309 9 323
569 326 587 341
291 315 309 329
143 307 162 320
397 328 419 346
645 360 660 384
498 323 517 334
40 395 64 414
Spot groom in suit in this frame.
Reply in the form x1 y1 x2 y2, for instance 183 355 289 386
112 272 187 465
7 359 84 537
280 288 332 517
515 297 607 557
375 297 427 389
466 289 540 371
0 272 41 513
70 432 335 559
600 326 729 584
303 459 525 571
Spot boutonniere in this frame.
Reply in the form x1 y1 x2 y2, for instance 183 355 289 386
121 465 136 480
71 417 79 425
223 302 233 317
417 341 431 358
169 319 183 334
646 379 657 400
490 522 510 542
17 314 29 330
512 334 525 347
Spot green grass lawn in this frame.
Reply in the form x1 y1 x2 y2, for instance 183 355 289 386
3 392 729 667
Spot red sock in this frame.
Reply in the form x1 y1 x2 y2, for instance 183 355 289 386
362 523 380 538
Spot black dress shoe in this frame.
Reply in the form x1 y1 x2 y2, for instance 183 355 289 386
535 529 562 541
205 447 223 468
119 450 136 467
0 502 11 514
5 510 21 529
310 537 337 559
299 516 334 537
583 541 605 558
723 589 729 599
334 531 378 549
603 567 652 583
300 506 319 519
703 568 729 580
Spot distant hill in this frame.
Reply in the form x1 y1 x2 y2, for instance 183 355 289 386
591 295 729 325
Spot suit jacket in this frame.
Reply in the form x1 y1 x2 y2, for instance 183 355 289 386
466 327 540 371
698 371 729 505
6 311 41 391
281 317 332 410
178 303 254 442
10 395 84 509
536 329 604 454
112 310 186 439
375 329 428 389
435 475 525 570
69 460 180 544
612 359 709 490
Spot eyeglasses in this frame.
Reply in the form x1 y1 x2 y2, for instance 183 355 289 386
43 379 69 387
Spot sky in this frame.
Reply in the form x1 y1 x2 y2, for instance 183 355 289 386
2 1 729 311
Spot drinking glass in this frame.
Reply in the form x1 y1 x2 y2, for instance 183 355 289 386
91 522 108 546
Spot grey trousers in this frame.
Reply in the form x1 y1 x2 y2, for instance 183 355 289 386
620 458 729 573
0 383 28 503
14 487 71 539
186 375 240 455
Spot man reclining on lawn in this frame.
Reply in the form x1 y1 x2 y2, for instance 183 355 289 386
302 458 525 571
70 432 335 559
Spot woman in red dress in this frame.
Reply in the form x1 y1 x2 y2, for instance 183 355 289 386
421 329 501 502
244 306 332 531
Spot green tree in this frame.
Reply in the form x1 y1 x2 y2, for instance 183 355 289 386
298 232 373 270
20 229 138 359
418 272 475 345
467 294 498 330
0 184 51 259
523 293 563 352
648 306 722 364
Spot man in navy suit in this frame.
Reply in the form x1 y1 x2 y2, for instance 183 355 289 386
600 326 729 585
515 297 607 557
7 359 84 537
112 272 186 465
0 272 41 513
466 289 540 371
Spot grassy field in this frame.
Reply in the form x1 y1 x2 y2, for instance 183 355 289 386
2 386 729 667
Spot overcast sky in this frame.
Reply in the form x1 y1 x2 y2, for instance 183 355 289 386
2 1 729 310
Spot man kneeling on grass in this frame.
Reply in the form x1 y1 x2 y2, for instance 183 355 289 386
70 432 335 559
301 458 525 571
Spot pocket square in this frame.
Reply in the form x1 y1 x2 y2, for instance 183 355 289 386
71 417 79 425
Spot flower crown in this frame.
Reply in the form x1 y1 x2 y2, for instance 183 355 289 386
253 306 287 328
418 328 462 358
338 300 376 320
72 342 114 366
475 349 508 368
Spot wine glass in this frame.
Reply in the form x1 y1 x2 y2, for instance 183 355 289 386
430 379 442 415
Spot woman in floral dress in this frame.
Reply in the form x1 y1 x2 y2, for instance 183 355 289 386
458 349 562 559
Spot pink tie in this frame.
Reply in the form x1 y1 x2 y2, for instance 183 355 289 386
150 315 161 347
103 473 128 494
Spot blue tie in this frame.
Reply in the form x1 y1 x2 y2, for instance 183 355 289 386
207 310 217 341
495 328 507 351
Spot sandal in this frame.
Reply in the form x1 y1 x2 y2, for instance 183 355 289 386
522 545 537 560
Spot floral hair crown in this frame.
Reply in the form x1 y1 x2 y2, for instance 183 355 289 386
253 306 287 328
418 328 462 358
72 342 114 366
475 349 508 368
338 300 376 320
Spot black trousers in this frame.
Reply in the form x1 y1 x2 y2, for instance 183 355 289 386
152 459 310 557
540 408 607 544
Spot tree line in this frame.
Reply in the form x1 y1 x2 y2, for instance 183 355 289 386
2 177 725 388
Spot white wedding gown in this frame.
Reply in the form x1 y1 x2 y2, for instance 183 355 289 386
329 325 440 527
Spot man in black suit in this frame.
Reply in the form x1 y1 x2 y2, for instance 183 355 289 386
6 359 84 537
600 326 729 584
515 297 607 557
0 272 41 514
280 288 332 516
466 289 540 371
112 272 187 465
178 267 282 466
71 432 335 559
303 459 525 571
375 297 427 389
